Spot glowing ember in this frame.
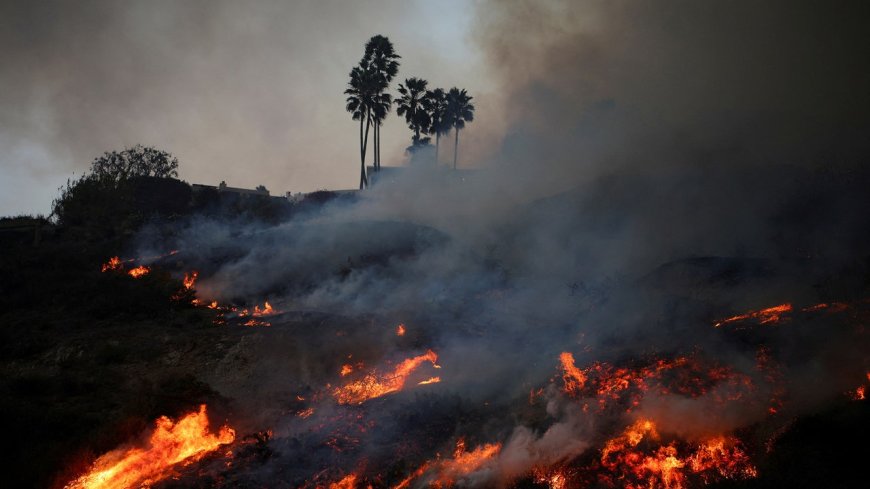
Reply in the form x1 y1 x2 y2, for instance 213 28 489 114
64 405 234 489
341 364 354 376
242 318 270 327
396 324 406 336
714 303 792 328
297 407 315 418
533 468 568 489
333 350 440 405
183 271 198 290
127 265 150 278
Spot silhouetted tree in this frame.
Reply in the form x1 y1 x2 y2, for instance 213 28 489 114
345 59 379 189
396 77 431 148
425 88 449 165
363 35 400 172
90 145 178 182
51 145 186 233
446 88 475 169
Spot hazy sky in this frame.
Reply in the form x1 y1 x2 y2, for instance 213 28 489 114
3 0 868 217
0 0 497 216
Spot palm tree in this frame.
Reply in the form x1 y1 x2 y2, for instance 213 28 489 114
345 60 379 189
425 88 449 165
446 87 475 169
396 77 431 148
364 36 400 172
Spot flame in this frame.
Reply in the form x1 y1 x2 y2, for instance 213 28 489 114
714 303 792 328
328 473 358 489
341 364 354 376
243 318 270 327
183 271 198 290
418 376 441 385
64 405 234 489
559 352 587 396
396 439 501 489
127 265 150 278
101 256 123 272
333 350 440 405
396 324 406 336
598 419 755 489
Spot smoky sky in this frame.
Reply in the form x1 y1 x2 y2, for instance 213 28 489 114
2 0 869 216
0 0 493 216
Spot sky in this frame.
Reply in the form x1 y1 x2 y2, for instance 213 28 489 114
2 0 868 217
0 0 497 216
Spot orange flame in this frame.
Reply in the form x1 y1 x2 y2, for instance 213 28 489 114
559 352 587 396
101 256 122 272
599 419 756 488
418 376 441 385
64 405 235 489
714 303 792 328
328 473 358 489
333 350 440 405
183 271 198 290
127 265 150 278
396 324 406 336
395 439 501 488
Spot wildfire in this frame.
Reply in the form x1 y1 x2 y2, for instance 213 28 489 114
64 405 234 489
557 352 755 411
396 324 406 336
333 350 440 405
597 419 756 489
714 303 792 328
395 439 501 489
418 376 441 385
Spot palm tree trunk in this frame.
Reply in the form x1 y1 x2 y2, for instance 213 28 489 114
453 127 459 170
375 123 380 171
359 117 365 189
360 110 371 189
435 133 440 165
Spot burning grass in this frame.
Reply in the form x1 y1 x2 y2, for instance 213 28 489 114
64 405 234 489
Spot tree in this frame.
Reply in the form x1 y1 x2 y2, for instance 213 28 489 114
345 59 379 189
396 77 431 149
363 35 400 172
446 88 475 169
425 88 449 165
89 145 178 182
51 145 186 234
